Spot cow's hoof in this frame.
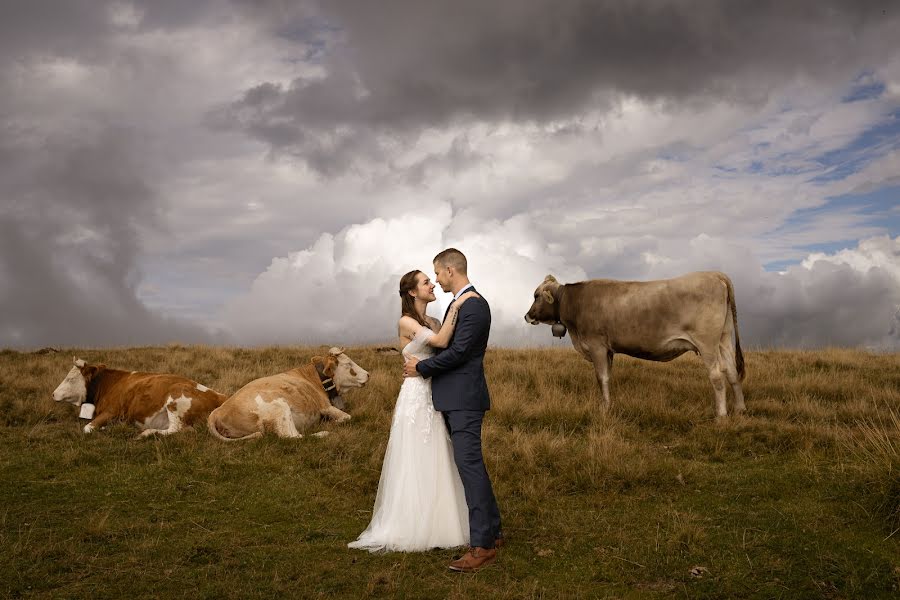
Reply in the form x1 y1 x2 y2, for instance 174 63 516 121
138 429 159 438
83 424 95 433
312 431 330 438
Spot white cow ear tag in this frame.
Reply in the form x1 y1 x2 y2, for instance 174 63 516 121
79 403 96 420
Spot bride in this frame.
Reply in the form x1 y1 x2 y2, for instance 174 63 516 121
348 269 477 552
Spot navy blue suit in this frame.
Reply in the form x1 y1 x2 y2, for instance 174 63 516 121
416 287 502 548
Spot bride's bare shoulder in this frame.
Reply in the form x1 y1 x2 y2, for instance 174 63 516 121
398 315 422 335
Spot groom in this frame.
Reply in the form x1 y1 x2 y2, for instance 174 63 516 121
403 248 503 572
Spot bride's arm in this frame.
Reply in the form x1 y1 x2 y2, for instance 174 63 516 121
398 316 423 349
426 292 479 348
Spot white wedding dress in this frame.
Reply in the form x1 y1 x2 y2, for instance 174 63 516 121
348 328 469 552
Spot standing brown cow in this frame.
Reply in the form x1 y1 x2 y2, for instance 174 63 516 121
525 271 745 417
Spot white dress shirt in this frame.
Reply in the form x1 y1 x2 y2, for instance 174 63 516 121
454 283 474 300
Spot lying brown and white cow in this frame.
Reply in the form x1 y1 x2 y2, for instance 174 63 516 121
52 358 228 435
525 272 746 417
207 347 369 440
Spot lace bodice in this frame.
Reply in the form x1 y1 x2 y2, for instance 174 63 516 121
402 327 436 360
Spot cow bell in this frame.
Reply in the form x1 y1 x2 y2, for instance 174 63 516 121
79 403 95 420
551 322 567 338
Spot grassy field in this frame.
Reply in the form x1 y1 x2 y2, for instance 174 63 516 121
1 345 899 599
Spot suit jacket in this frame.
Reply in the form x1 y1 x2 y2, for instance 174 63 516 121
416 287 491 412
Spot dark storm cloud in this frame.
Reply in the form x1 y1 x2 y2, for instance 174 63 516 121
403 135 483 187
222 0 900 174
0 128 215 348
736 260 900 349
0 0 224 348
0 0 224 59
0 1 110 60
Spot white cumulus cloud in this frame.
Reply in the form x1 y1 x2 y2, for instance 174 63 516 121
222 203 586 347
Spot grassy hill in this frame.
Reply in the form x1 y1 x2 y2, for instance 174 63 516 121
1 345 898 598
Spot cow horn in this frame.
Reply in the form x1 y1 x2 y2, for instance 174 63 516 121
544 274 557 283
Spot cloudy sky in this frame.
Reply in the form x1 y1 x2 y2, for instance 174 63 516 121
1 0 899 350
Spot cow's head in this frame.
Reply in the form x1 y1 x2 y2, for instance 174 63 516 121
52 358 105 406
318 348 369 393
525 275 561 325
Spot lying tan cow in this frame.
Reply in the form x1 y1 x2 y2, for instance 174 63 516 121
52 358 227 435
207 347 369 440
525 272 746 418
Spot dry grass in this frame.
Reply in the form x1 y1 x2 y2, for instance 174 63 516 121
1 345 899 598
842 407 900 535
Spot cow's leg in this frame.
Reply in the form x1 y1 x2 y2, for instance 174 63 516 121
268 400 303 438
719 337 746 414
604 351 614 407
140 395 189 437
322 405 351 423
84 411 113 433
588 347 613 409
307 406 351 438
700 349 728 418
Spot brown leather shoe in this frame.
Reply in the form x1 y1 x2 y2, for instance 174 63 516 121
448 547 497 573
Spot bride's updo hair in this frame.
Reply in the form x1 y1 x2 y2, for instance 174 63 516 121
399 270 429 328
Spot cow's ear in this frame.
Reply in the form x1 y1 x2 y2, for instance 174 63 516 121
542 290 555 304
81 365 99 381
323 357 336 378
543 274 557 283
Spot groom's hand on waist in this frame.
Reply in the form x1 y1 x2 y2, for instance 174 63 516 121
403 355 420 378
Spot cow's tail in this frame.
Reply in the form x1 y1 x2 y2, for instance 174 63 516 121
207 410 262 442
722 273 745 381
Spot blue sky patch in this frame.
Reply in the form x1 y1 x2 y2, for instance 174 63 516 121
763 185 900 271
764 258 803 272
275 17 340 63
811 109 900 183
842 80 885 103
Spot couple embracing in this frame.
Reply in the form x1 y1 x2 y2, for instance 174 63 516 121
348 248 503 572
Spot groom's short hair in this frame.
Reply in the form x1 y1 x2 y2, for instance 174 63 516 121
433 248 467 274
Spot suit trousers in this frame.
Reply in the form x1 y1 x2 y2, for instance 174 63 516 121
442 409 502 548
